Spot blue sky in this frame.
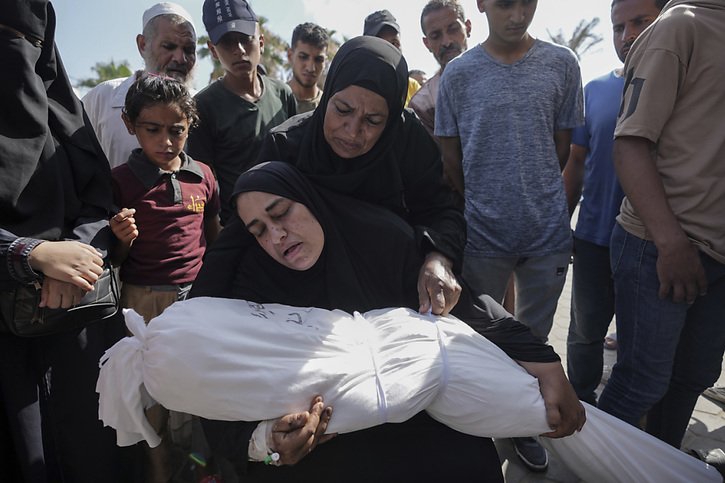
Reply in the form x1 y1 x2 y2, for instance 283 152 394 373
54 0 619 94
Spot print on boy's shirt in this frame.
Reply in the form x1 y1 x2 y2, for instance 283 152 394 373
187 194 206 213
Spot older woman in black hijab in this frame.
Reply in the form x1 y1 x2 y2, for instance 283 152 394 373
198 161 584 482
193 36 464 316
0 2 123 481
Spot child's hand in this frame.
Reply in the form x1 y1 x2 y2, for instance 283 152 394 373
110 208 139 247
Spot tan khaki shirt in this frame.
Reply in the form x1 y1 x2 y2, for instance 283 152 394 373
615 0 725 264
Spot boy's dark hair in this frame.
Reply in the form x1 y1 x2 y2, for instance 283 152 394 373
290 22 329 50
420 0 466 35
123 73 199 128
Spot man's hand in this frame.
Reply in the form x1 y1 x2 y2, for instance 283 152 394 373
28 241 104 291
110 208 139 247
518 361 586 438
269 395 336 465
417 252 461 316
656 235 707 303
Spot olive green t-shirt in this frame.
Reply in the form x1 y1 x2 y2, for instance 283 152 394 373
188 75 297 224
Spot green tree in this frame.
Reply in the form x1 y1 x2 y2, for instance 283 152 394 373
77 60 132 89
548 17 603 59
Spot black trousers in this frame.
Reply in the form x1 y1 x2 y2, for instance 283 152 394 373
206 411 505 483
0 315 128 483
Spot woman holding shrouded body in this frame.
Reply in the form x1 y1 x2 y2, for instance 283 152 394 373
196 160 585 482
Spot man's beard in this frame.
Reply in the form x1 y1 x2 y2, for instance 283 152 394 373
438 43 466 68
293 71 317 89
144 54 196 89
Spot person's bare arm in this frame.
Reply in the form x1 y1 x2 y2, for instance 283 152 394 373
517 361 586 438
437 136 465 196
562 144 587 217
554 129 573 172
614 136 707 303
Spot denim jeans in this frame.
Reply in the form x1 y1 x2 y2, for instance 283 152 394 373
566 237 615 405
598 224 725 447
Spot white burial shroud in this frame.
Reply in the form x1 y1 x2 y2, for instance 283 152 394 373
97 297 720 483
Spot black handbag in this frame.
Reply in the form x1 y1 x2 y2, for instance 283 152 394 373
0 267 120 337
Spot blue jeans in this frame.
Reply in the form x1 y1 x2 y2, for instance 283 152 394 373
566 237 615 405
598 224 725 447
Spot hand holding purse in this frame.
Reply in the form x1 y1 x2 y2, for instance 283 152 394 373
0 266 120 337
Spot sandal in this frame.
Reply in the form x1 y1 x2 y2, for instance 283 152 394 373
603 333 617 351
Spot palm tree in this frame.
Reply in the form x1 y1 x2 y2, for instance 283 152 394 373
76 60 132 88
548 17 603 59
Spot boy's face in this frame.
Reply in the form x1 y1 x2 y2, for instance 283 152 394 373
287 41 327 89
123 103 189 170
477 0 537 47
209 27 264 77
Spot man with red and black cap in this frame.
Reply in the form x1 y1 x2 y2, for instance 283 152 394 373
363 9 421 105
187 0 297 225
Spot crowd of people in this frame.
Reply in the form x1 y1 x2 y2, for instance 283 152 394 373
1 0 723 482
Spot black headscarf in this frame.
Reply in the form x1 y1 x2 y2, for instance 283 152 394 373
294 36 409 198
229 161 416 312
0 1 112 245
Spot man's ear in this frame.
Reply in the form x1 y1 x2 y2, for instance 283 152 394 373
465 19 472 37
422 36 432 53
208 40 220 60
136 34 146 57
259 33 265 53
287 47 294 64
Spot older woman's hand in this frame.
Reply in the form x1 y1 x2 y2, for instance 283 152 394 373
518 361 586 438
27 240 104 292
417 252 461 316
269 395 336 465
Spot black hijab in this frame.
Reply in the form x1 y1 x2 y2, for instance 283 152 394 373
0 1 112 243
229 161 418 313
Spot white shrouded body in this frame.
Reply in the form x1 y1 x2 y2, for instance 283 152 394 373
97 297 719 483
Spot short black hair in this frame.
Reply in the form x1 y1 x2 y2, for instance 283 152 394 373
291 22 329 50
409 69 426 78
611 0 667 11
123 73 199 128
420 0 466 35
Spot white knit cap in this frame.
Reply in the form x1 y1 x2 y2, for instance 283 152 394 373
142 2 196 33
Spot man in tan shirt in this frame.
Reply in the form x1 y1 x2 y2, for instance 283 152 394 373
597 0 725 449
